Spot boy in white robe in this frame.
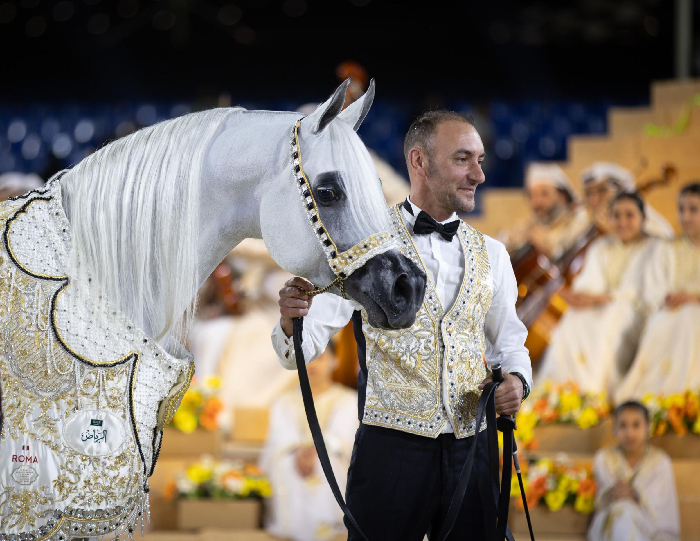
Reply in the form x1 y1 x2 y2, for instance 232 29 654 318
260 345 358 541
588 401 680 541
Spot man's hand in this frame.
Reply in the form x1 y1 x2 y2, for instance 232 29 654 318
294 445 317 478
479 372 524 416
665 291 700 310
279 277 315 337
610 479 637 502
562 290 612 308
527 224 553 257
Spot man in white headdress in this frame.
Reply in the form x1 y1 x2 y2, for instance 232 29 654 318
501 163 590 261
581 162 674 239
0 172 44 201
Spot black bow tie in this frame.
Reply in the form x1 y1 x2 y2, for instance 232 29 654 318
413 210 460 241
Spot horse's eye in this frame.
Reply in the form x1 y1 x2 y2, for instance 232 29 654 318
317 187 338 203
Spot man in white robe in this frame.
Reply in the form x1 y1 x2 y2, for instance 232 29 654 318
500 162 590 261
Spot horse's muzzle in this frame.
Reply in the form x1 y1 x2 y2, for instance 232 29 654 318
343 250 426 329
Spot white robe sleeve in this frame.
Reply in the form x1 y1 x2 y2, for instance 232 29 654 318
572 237 608 294
483 238 533 389
641 240 674 312
259 395 303 477
592 449 616 510
321 391 360 464
636 454 680 541
270 293 355 370
612 237 658 306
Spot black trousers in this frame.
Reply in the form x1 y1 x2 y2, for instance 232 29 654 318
344 423 491 541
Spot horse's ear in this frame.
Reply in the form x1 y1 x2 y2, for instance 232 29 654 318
338 79 375 131
302 79 351 135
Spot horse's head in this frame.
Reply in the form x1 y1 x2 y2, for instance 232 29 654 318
260 80 426 329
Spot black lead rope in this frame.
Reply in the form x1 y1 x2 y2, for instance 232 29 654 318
292 317 535 541
292 317 369 540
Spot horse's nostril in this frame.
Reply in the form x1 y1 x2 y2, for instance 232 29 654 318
393 273 411 310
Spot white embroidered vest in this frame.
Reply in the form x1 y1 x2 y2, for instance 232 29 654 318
360 206 493 439
0 181 194 539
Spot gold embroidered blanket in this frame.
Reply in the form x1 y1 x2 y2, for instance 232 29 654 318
0 181 193 539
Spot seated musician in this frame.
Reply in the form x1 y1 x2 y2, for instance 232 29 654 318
260 343 358 541
582 162 674 239
536 192 657 394
501 162 589 261
616 182 700 403
588 401 680 541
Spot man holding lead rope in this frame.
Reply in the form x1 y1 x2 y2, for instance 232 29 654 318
272 110 532 540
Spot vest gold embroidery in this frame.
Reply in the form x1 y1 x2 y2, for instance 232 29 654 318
360 206 493 439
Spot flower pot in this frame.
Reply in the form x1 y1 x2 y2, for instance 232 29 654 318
509 504 591 536
532 418 613 453
159 428 223 458
176 499 262 530
651 433 700 459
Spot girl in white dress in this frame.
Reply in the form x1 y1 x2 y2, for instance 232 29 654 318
588 401 680 541
537 192 657 394
616 183 700 403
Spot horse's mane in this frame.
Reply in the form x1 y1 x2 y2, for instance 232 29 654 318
61 108 234 352
326 120 391 237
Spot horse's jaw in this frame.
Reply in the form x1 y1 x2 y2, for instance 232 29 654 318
343 250 426 330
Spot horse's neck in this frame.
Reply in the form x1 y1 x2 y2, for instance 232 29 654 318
197 110 298 287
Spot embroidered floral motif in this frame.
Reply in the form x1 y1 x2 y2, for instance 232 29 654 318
0 486 54 531
361 206 492 438
0 183 192 538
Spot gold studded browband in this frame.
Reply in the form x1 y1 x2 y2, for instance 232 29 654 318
290 120 396 297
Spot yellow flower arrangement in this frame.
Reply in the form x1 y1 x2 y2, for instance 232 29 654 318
515 381 611 447
643 390 700 437
168 376 224 433
170 455 272 500
514 455 596 515
577 407 599 429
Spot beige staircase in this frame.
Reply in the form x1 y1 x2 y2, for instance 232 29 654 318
514 423 700 541
471 78 700 238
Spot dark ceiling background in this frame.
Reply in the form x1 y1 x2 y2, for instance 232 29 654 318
0 0 683 104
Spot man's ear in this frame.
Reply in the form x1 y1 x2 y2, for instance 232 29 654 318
408 147 427 174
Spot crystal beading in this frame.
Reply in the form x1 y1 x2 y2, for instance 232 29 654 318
290 120 397 283
0 177 194 539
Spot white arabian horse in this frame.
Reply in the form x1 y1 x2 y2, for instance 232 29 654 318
0 79 425 540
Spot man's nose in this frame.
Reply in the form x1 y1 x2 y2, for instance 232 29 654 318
469 165 486 184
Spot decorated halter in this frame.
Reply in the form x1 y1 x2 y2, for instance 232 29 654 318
291 120 396 297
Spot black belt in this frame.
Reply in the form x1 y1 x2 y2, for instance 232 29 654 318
292 316 535 541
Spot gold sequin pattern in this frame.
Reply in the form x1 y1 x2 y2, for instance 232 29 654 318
0 188 189 539
360 206 492 438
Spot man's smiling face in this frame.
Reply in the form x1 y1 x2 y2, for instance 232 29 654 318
424 120 486 215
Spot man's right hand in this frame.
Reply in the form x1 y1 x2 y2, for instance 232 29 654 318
279 277 315 337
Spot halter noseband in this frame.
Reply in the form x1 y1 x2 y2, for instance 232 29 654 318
291 120 396 298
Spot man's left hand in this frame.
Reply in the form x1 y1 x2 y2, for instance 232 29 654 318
478 373 524 415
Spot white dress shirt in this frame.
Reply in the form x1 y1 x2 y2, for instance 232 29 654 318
271 198 532 433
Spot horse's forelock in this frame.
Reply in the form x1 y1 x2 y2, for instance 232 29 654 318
325 121 391 237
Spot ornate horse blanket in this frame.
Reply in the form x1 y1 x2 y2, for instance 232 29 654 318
0 179 194 539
